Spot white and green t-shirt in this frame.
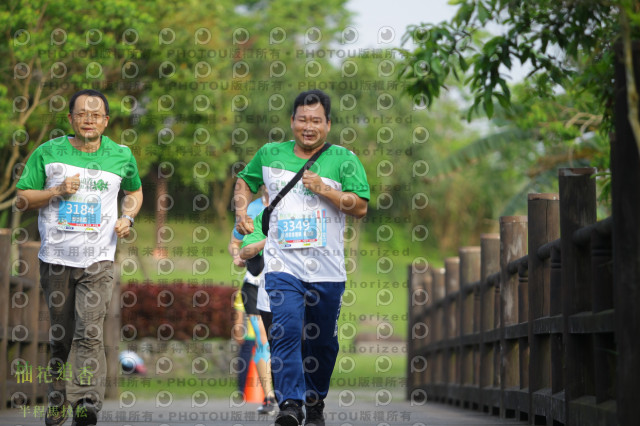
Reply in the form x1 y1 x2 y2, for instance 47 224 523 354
17 135 141 268
238 141 370 282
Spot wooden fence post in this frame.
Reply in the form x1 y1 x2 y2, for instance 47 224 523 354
0 229 10 409
17 242 41 406
559 167 597 426
499 216 528 419
517 262 529 419
104 267 121 399
36 255 50 405
431 268 445 387
444 257 459 400
479 234 500 414
418 264 432 390
612 39 640 426
549 245 563 410
411 262 431 349
527 193 560 425
407 261 430 401
458 246 480 408
591 229 615 406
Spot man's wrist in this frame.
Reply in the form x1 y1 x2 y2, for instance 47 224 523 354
320 184 331 195
49 185 62 197
121 214 135 227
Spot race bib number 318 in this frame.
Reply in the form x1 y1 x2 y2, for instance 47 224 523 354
57 200 101 232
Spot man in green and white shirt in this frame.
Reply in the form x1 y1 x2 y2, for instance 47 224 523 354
234 90 369 426
16 89 142 426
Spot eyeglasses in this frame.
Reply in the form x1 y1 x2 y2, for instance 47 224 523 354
72 112 107 122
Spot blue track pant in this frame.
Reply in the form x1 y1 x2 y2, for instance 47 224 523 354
265 272 344 404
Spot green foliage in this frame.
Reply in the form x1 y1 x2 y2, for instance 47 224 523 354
398 0 625 124
0 0 151 206
0 0 355 221
1 0 517 258
429 80 611 222
397 1 623 230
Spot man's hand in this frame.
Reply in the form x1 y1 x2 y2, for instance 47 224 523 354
301 170 368 218
232 255 246 267
302 170 328 195
114 217 132 238
14 173 85 211
235 214 254 235
59 173 81 196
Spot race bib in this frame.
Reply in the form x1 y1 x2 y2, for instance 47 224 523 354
57 200 102 232
277 210 327 249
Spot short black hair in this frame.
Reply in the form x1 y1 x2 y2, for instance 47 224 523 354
292 89 331 121
69 89 110 116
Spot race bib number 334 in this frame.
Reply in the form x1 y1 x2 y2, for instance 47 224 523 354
277 210 327 249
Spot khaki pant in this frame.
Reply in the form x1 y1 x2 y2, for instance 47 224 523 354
40 260 114 411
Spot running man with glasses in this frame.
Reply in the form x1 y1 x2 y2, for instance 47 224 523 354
16 89 143 426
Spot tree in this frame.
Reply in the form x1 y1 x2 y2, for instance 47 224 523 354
0 0 356 232
429 82 609 217
396 0 639 226
397 0 640 143
399 2 640 424
0 0 151 231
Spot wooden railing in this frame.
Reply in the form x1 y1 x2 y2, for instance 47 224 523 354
407 168 619 425
0 230 120 409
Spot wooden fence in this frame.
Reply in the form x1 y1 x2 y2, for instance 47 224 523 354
407 167 620 425
0 230 120 409
408 43 640 425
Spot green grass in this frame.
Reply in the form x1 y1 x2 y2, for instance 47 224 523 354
119 376 238 400
118 352 407 400
116 216 424 399
116 216 434 340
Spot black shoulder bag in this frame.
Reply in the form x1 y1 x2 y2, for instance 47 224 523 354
245 143 331 276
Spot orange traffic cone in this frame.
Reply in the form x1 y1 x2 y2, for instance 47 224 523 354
244 355 265 403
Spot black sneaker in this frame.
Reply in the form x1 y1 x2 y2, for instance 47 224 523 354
275 399 304 426
45 402 70 426
257 396 277 415
71 398 97 426
305 399 325 426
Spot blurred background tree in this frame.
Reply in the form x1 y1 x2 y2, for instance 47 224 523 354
4 0 625 260
398 0 640 239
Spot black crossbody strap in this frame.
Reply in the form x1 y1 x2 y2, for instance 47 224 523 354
261 143 331 236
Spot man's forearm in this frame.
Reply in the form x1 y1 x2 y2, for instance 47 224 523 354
122 187 143 218
233 178 253 218
15 187 62 211
239 240 266 260
228 234 242 257
317 187 368 218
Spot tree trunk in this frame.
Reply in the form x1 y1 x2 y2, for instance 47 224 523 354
10 210 22 267
153 170 168 258
212 177 235 231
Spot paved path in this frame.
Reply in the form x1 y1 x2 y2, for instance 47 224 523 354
1 393 526 426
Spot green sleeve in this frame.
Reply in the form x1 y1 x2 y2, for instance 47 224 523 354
121 149 142 191
16 146 46 190
237 146 265 193
340 152 370 201
241 211 266 248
